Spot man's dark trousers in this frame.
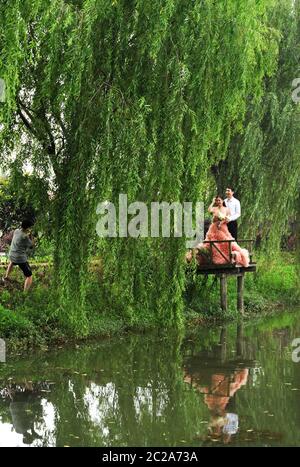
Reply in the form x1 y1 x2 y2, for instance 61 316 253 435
228 220 238 240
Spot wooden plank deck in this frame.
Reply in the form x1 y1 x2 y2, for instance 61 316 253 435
197 262 257 275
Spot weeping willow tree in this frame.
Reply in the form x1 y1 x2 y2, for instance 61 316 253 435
0 0 278 334
211 0 300 250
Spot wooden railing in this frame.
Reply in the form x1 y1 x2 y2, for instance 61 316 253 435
202 239 255 265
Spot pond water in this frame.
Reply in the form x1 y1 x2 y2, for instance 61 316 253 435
1 311 300 447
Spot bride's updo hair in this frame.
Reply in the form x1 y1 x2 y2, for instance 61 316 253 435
214 195 223 206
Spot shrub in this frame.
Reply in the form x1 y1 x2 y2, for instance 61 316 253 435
0 304 34 338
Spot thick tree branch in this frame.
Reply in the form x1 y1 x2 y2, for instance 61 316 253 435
17 108 40 140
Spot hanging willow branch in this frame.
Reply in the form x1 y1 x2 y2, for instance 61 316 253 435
0 0 290 334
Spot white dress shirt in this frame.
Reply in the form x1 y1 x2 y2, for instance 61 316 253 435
224 196 241 222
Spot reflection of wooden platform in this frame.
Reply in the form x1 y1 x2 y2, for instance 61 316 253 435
184 358 259 371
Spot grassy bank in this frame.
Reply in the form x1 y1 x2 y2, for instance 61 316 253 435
0 253 299 354
0 261 157 353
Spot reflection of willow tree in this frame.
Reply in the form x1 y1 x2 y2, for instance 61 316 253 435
0 0 278 333
236 325 300 446
182 316 300 446
49 333 188 446
297 203 300 291
0 333 213 446
2 317 300 446
0 382 51 446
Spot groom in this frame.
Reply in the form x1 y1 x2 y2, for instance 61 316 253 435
224 187 240 240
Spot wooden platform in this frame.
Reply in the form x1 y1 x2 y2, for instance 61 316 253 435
197 262 257 275
190 239 257 314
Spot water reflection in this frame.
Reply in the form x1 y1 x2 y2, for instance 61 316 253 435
184 324 254 444
0 381 55 446
9 383 43 444
1 312 300 446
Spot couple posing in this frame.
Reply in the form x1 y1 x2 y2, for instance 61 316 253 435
187 187 249 267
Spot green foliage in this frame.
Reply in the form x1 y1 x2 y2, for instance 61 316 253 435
0 304 34 338
210 0 300 251
0 253 298 352
0 0 298 335
0 174 36 231
253 253 299 304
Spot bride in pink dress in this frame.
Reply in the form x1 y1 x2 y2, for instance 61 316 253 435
186 195 249 267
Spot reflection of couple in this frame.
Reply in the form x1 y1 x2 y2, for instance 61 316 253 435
201 369 248 443
184 324 250 444
186 368 248 444
187 187 249 267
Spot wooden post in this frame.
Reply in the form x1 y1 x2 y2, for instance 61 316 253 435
219 327 227 362
237 273 245 314
220 274 228 311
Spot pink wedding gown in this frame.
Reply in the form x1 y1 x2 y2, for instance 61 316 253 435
198 222 250 267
